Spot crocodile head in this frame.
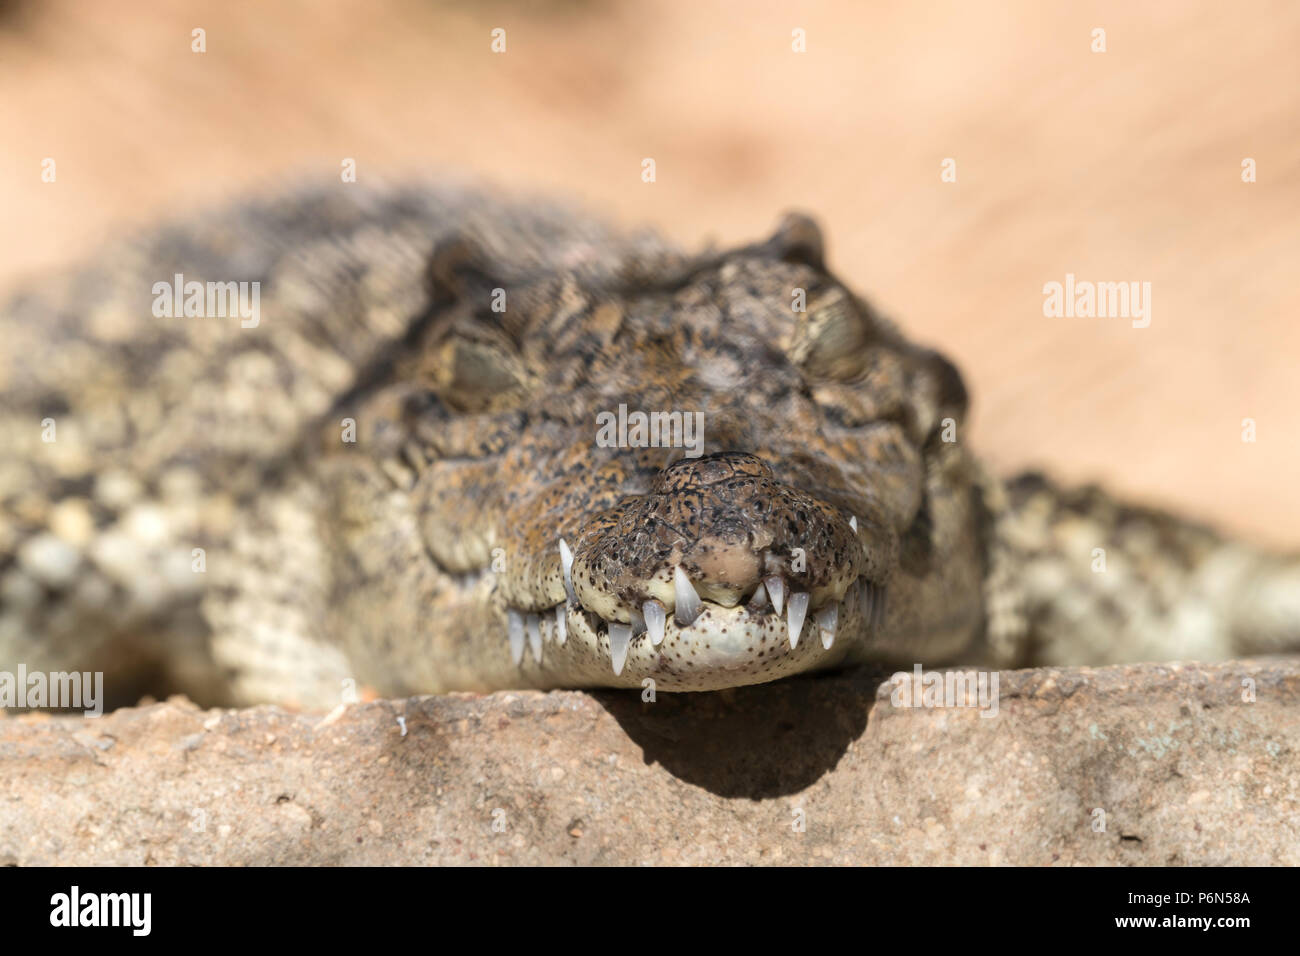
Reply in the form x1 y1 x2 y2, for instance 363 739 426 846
351 213 986 692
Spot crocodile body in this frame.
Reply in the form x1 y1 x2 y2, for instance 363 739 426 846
2 185 1296 708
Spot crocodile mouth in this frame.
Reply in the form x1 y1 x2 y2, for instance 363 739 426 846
494 451 891 690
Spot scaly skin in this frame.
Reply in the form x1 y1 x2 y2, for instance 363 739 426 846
1 184 1296 708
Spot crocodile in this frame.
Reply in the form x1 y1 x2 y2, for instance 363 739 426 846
2 184 1297 709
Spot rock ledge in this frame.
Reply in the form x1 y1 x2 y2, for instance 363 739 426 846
1 661 1295 865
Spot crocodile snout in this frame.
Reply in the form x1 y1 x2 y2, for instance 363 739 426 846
487 451 890 688
570 452 866 628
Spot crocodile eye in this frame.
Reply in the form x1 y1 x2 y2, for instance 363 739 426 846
787 286 872 381
423 235 538 412
756 212 871 381
429 326 531 413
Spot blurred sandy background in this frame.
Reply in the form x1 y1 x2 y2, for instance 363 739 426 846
2 0 1297 543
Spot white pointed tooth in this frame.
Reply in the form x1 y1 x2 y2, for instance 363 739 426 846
643 599 666 646
554 604 568 645
673 566 703 627
850 515 858 533
526 613 542 662
608 622 632 676
860 581 875 629
787 591 810 648
507 609 525 665
748 581 768 609
763 575 785 615
815 604 838 650
558 538 577 603
872 584 887 632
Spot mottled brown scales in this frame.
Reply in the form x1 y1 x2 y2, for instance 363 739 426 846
1 185 1297 708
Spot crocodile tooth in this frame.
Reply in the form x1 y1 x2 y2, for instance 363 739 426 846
748 581 768 610
872 584 888 633
849 515 858 533
558 538 577 603
608 622 632 676
763 575 785 615
643 599 666 646
554 604 568 645
526 613 542 662
787 591 810 648
507 609 525 665
815 604 838 650
673 566 703 627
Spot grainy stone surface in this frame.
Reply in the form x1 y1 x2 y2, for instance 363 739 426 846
1 661 1296 865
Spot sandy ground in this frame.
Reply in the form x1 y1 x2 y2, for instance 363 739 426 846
2 0 1297 544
